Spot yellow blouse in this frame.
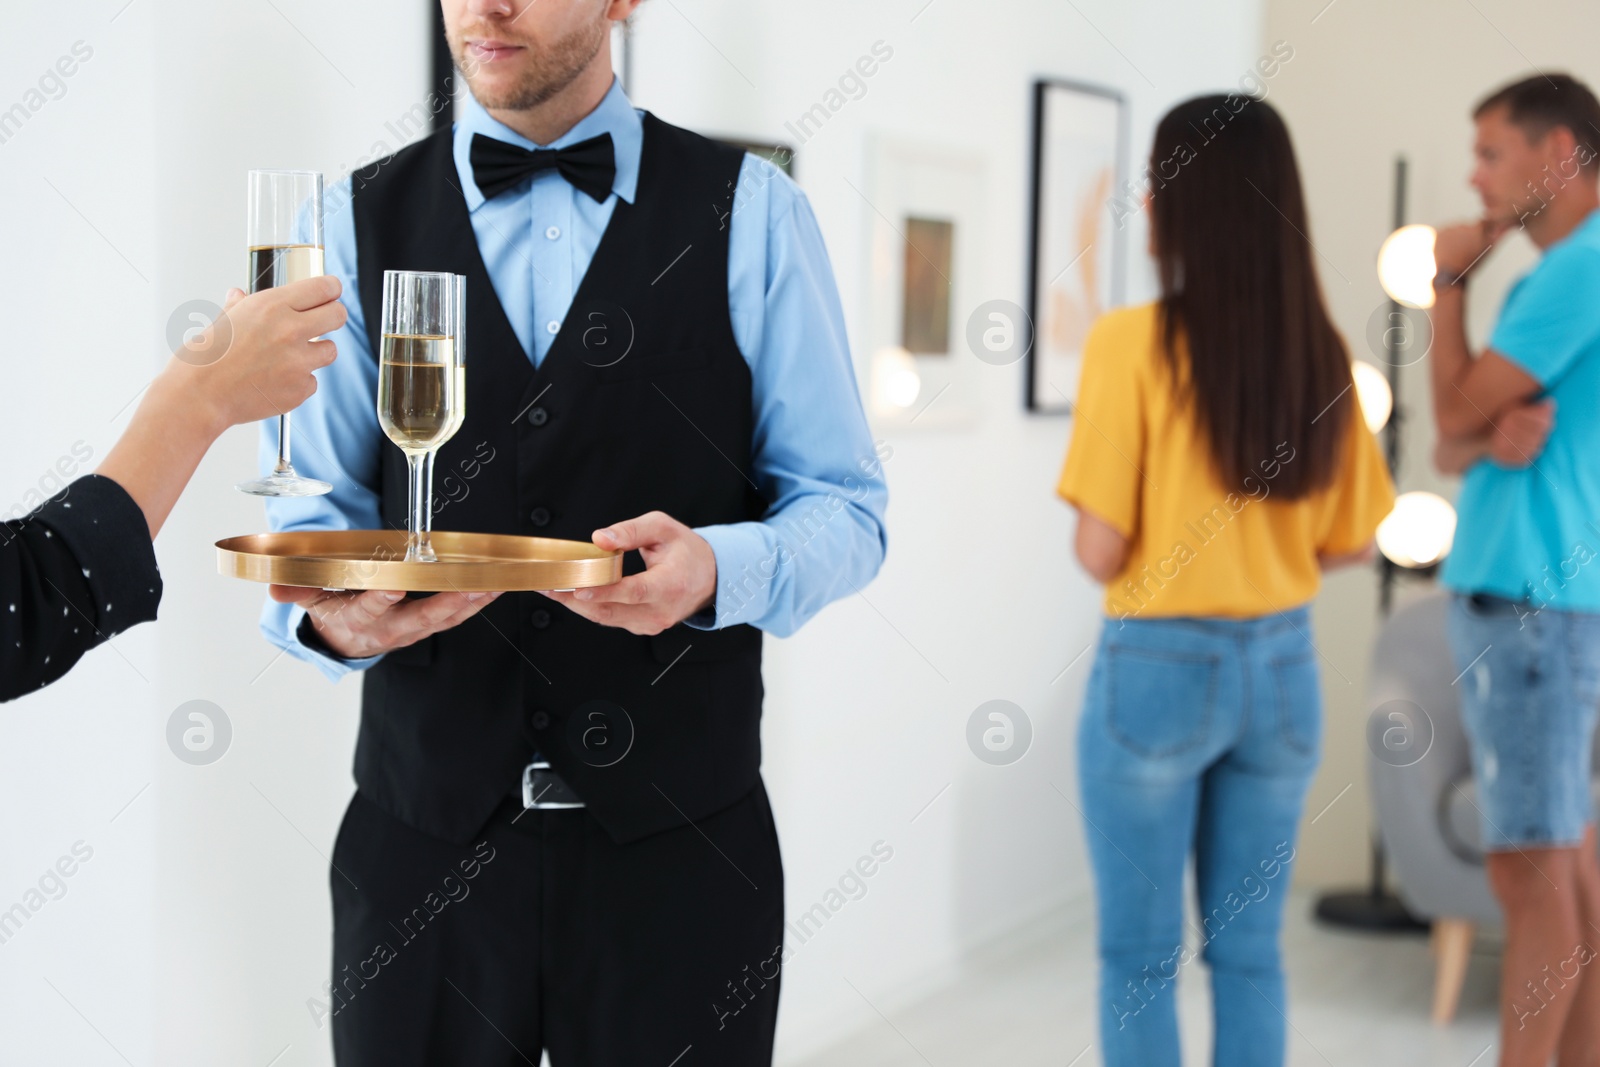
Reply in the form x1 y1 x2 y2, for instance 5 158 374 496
1056 302 1396 619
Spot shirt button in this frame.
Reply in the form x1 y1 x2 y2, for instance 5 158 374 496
527 406 549 427
545 226 561 240
546 320 561 335
529 506 551 527
530 608 551 629
531 711 550 730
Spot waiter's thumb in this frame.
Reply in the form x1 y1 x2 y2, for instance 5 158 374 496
593 513 669 552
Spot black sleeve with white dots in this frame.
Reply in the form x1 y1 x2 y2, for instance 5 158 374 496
1 474 163 702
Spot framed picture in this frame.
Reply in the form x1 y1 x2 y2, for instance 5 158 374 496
862 136 984 429
1026 78 1127 413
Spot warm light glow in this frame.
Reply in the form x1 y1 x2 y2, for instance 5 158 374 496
1352 360 1393 434
1376 491 1457 569
1377 224 1438 310
871 346 921 413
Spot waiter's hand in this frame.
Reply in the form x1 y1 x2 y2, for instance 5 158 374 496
268 586 504 659
540 511 716 635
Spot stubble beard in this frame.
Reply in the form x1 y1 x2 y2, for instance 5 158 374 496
454 16 609 112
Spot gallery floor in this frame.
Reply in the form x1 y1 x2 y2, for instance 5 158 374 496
787 891 1502 1067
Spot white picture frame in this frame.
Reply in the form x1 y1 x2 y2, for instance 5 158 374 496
862 136 985 430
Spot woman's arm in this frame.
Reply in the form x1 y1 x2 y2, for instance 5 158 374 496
2 276 345 702
1074 508 1130 584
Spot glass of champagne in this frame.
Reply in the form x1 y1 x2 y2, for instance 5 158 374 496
237 169 333 497
377 271 463 562
421 274 467 560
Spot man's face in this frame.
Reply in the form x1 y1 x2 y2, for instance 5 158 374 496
442 0 612 113
1470 105 1568 224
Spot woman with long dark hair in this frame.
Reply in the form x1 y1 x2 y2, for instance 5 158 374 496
1056 95 1395 1065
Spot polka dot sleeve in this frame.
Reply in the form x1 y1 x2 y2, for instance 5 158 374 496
1 474 163 701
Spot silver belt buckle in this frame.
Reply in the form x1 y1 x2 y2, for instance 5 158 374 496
521 760 585 810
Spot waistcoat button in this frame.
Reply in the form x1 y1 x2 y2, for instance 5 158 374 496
531 711 550 730
530 608 551 628
529 506 551 527
527 406 549 426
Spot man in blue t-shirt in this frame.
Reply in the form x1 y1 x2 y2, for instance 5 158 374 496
1430 72 1600 1066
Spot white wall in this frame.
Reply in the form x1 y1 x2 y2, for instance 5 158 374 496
0 1 1262 1064
0 5 160 1063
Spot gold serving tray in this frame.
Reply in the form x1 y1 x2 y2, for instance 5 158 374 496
217 530 623 592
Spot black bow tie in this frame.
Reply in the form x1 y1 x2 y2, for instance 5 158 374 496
470 132 617 204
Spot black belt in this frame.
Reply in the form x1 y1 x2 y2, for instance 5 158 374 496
1466 591 1531 613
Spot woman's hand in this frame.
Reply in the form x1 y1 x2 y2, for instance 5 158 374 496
166 275 347 436
95 274 347 540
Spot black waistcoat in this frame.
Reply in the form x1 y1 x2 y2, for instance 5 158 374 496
350 114 766 845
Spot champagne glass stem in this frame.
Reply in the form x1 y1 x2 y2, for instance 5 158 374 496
420 450 437 559
274 413 293 475
405 452 434 563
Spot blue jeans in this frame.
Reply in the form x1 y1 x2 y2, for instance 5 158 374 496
1077 608 1321 1067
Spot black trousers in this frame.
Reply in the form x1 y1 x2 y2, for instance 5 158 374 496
327 780 785 1066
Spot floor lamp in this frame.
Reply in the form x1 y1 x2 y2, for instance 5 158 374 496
1313 155 1430 933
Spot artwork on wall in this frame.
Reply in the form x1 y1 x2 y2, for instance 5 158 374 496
901 217 953 354
1026 78 1127 414
863 136 984 429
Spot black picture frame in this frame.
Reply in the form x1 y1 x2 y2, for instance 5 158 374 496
1025 77 1128 414
430 6 453 134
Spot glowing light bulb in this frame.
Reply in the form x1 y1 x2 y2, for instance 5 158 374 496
871 346 921 413
1377 224 1438 310
1376 491 1456 568
1352 360 1393 434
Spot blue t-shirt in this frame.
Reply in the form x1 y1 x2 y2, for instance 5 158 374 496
1442 208 1600 610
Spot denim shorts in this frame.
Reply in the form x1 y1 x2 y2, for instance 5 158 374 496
1445 591 1600 851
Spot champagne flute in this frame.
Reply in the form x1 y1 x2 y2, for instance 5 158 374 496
377 271 463 563
421 274 467 561
237 169 333 497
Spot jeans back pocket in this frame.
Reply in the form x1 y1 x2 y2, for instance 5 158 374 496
1269 650 1321 756
1105 645 1219 758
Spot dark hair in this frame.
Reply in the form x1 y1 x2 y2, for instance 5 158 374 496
1146 93 1351 501
1473 73 1600 172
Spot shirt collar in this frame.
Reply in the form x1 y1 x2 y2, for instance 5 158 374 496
454 75 642 211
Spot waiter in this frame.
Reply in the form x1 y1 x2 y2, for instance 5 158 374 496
258 1 888 1064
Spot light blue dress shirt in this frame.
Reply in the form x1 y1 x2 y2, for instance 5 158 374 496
259 79 888 681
